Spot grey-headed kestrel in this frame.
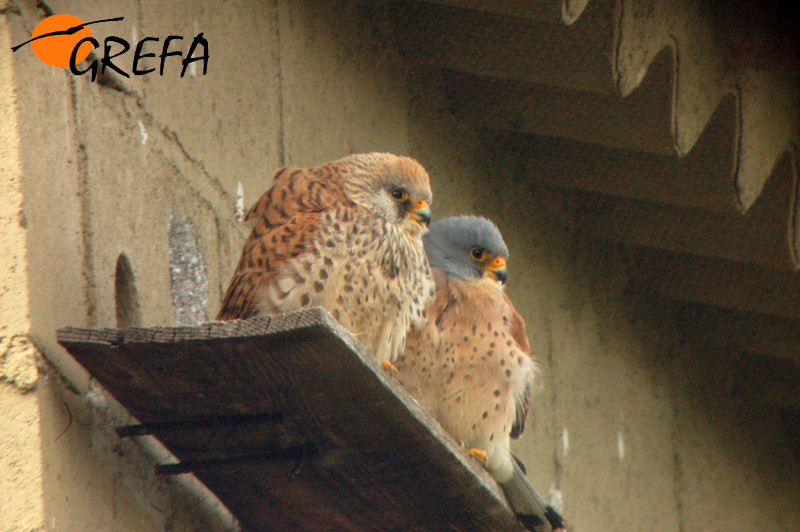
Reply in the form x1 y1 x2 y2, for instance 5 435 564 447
396 216 564 531
217 153 435 366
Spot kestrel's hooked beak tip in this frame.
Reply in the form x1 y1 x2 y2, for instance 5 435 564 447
408 199 431 227
485 255 507 284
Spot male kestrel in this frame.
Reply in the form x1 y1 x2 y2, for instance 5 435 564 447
396 216 562 530
217 153 435 365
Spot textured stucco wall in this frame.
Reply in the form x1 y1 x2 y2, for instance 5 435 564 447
1 10 45 531
3 1 799 531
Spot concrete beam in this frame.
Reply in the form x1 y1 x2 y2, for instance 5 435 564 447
570 161 796 269
413 0 800 218
419 0 562 23
736 71 800 210
675 307 800 408
419 0 595 24
444 48 674 155
735 355 800 408
628 246 800 320
613 0 800 211
394 0 616 93
494 94 736 212
674 302 800 365
494 109 800 268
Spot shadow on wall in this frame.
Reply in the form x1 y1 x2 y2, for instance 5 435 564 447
115 253 142 329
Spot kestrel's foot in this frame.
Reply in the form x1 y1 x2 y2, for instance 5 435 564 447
381 360 399 377
460 441 489 467
467 448 489 467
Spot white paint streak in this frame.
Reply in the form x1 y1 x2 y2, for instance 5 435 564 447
617 430 626 461
189 21 199 78
637 66 647 86
85 382 108 410
235 182 245 222
561 427 569 458
548 483 564 514
137 120 148 145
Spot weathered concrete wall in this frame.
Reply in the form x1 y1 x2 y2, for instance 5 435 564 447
3 0 799 530
1 10 44 531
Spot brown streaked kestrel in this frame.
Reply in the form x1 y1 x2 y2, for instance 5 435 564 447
217 153 435 365
396 216 561 530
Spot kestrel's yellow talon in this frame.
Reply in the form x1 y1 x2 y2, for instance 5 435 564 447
459 443 489 467
467 448 489 467
381 360 399 377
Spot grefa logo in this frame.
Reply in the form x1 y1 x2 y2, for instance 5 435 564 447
12 14 209 81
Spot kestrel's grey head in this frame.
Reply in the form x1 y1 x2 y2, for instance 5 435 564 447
423 216 509 284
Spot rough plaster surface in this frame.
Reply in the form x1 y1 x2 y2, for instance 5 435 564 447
0 5 33 381
0 12 45 532
6 0 243 528
0 383 44 532
4 0 800 530
168 213 210 326
0 333 39 390
37 372 239 531
279 1 411 165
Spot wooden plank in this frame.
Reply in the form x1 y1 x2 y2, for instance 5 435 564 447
58 308 524 531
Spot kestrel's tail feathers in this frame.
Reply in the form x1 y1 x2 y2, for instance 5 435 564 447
216 271 263 320
500 456 566 532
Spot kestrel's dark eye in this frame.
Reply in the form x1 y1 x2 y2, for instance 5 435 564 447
470 247 487 261
389 188 409 202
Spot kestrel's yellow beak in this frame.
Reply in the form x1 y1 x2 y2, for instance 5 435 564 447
485 255 507 284
408 199 431 227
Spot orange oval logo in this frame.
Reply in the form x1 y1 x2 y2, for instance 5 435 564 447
31 14 93 68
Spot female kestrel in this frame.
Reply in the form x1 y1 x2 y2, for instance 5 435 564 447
217 153 435 365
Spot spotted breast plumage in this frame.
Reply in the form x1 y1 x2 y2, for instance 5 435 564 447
394 216 563 530
396 216 536 481
217 153 436 364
